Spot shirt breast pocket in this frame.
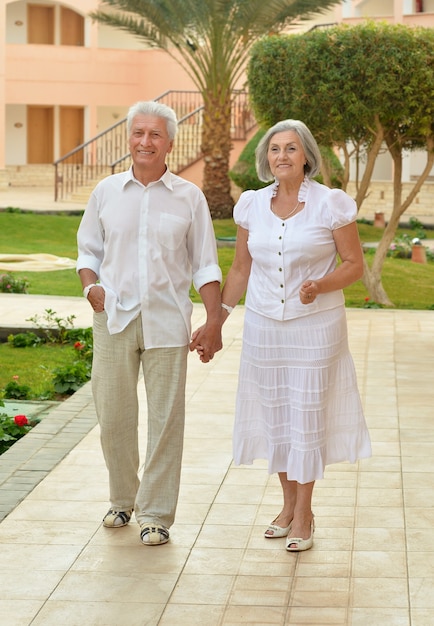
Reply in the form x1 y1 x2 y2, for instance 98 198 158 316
157 213 189 250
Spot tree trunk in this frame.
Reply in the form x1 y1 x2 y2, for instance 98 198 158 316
361 134 434 306
361 254 394 306
201 94 234 219
361 221 398 306
337 142 351 192
354 117 384 209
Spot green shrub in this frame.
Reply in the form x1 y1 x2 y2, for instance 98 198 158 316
3 380 32 400
52 361 91 395
317 146 344 189
229 129 268 191
0 401 40 455
8 332 42 348
0 273 29 294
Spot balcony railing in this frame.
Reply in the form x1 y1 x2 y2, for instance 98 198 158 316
54 89 255 201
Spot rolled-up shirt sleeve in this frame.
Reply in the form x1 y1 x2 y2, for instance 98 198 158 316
76 191 104 276
193 263 222 292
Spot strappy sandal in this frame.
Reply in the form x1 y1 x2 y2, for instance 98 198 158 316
103 508 133 528
140 524 170 546
264 517 293 538
286 516 315 552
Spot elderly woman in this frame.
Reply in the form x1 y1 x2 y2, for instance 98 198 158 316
217 119 371 551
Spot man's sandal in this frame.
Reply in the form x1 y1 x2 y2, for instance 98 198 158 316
103 508 133 528
140 524 170 546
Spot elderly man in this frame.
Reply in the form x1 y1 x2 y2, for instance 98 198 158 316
77 100 222 545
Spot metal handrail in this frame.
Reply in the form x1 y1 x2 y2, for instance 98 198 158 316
307 22 338 31
54 89 255 201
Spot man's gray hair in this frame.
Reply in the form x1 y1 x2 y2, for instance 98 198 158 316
127 101 178 140
255 119 322 182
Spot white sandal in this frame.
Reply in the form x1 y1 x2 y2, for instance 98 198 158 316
102 508 133 528
264 517 292 538
286 517 315 552
140 524 170 546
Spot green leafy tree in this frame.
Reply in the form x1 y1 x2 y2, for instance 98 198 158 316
90 0 341 218
248 23 434 305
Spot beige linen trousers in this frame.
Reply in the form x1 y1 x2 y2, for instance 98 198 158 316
92 312 188 529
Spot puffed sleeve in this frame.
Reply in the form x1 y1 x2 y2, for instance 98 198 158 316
233 190 256 229
327 188 358 230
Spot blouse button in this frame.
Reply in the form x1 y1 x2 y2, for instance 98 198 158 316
278 251 282 256
281 299 284 304
280 284 284 288
279 267 282 272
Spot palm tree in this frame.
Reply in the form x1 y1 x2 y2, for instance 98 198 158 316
91 0 340 218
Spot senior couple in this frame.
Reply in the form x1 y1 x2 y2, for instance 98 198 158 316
77 101 370 551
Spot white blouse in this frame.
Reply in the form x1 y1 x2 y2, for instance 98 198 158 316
234 177 357 321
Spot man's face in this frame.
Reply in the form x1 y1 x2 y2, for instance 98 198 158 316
128 114 173 173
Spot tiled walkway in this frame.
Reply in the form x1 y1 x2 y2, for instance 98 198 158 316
0 294 433 625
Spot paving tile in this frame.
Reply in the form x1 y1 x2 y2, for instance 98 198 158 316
0 303 433 625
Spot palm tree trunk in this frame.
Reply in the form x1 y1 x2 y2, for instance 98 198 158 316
201 94 234 219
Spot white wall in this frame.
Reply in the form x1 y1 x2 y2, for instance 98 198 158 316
409 149 434 178
354 0 394 17
348 147 392 182
97 24 151 50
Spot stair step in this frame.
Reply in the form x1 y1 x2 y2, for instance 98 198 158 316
6 165 54 187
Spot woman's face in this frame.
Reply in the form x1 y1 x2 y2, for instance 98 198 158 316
267 130 306 183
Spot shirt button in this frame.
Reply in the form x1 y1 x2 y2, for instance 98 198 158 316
281 299 284 304
280 284 284 288
279 268 282 272
278 252 281 256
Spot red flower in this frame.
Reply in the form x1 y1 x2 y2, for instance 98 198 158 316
364 297 370 302
12 375 19 380
14 414 29 427
74 341 84 350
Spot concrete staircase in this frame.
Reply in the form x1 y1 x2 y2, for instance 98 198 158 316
68 181 108 203
6 165 54 187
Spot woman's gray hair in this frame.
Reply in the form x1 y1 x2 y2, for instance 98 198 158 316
127 101 178 139
255 119 322 182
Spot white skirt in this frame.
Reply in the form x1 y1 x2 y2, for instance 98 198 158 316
233 306 372 483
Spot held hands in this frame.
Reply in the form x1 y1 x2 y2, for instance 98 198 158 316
299 280 318 305
189 323 222 363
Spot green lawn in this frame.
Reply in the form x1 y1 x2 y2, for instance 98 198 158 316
1 211 433 307
1 211 433 400
0 342 77 399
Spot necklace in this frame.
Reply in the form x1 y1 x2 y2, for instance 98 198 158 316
271 200 300 220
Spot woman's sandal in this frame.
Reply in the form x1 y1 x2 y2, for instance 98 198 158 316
140 524 170 546
286 516 315 552
264 517 293 538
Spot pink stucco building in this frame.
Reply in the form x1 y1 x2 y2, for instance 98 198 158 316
0 0 199 184
1 0 433 212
